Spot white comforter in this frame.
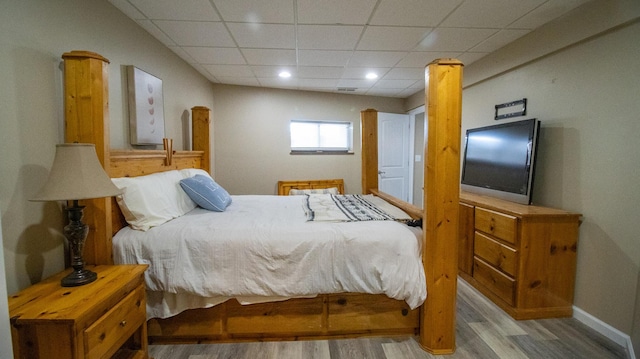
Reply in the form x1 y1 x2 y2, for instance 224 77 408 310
113 195 426 319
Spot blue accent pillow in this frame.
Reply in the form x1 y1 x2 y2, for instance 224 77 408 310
180 174 232 212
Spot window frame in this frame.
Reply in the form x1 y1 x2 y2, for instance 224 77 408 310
289 119 354 155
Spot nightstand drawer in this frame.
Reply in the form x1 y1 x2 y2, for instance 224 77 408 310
474 232 517 276
84 284 146 359
473 257 515 306
475 208 517 244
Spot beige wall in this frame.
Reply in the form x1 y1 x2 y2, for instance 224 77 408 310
211 84 405 195
464 18 640 336
405 0 640 345
0 0 215 294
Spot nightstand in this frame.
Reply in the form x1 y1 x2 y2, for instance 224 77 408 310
9 265 149 359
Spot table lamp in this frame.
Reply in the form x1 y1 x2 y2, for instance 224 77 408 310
31 143 122 287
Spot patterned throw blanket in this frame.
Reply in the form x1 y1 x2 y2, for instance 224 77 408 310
303 194 411 222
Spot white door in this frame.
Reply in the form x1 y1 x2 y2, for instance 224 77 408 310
378 112 411 202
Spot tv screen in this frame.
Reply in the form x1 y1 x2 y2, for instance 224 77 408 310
461 118 540 205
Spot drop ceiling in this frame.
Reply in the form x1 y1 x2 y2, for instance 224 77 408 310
108 0 589 98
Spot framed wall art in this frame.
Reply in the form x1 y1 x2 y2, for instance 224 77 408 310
127 66 165 145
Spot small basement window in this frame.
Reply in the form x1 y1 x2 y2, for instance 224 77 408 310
290 120 353 154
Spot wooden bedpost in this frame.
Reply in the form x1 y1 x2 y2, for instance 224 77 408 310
191 106 211 173
420 59 463 354
62 50 113 265
360 108 378 194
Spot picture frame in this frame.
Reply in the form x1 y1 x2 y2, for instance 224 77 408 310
127 66 165 145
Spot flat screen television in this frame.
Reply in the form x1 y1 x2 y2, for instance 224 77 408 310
461 118 541 205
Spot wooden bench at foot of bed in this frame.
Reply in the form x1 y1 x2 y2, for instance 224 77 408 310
148 293 418 344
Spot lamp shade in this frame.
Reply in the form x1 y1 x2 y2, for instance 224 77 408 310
31 143 122 201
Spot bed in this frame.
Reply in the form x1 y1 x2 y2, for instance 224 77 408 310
61 51 463 354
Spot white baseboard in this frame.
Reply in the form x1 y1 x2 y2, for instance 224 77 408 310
573 306 636 359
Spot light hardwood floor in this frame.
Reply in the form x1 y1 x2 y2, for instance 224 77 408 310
149 278 629 359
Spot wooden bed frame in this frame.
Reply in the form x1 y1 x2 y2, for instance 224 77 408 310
277 179 345 195
61 51 462 354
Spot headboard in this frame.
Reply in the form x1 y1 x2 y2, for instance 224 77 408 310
109 148 206 235
277 179 345 195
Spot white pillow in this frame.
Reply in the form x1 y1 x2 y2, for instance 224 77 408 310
289 187 339 195
112 170 197 231
180 168 212 179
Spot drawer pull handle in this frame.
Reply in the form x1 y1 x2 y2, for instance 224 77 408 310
120 320 127 327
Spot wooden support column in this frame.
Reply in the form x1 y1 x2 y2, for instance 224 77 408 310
420 59 463 354
62 50 112 265
191 106 211 173
360 108 378 194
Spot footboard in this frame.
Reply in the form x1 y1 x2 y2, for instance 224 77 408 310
277 179 345 195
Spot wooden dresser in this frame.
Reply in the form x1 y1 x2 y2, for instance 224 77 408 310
458 191 580 320
9 265 149 359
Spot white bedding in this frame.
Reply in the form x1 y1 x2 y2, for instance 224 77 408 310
113 195 426 319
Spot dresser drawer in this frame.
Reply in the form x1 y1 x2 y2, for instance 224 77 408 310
84 284 146 359
473 257 515 306
474 232 517 277
475 207 517 244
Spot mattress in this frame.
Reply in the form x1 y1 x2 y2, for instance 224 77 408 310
113 194 426 319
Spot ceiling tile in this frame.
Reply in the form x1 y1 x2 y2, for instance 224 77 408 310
348 51 406 67
136 20 176 46
441 0 547 28
128 0 219 21
298 25 363 50
367 88 404 97
153 20 234 47
397 88 423 98
296 0 378 25
191 63 218 82
215 76 261 87
251 66 295 78
382 67 425 80
373 79 417 89
457 52 490 65
258 77 299 88
341 67 390 79
337 79 377 89
396 51 461 67
471 29 531 53
357 26 432 51
213 0 294 23
298 78 340 89
298 50 353 67
110 0 590 98
167 46 196 63
201 64 254 77
182 47 246 64
242 49 296 65
370 0 463 27
509 0 590 29
227 23 295 49
417 28 499 52
297 67 345 79
109 0 146 19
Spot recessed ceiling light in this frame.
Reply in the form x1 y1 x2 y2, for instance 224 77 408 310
279 71 291 78
366 72 378 80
